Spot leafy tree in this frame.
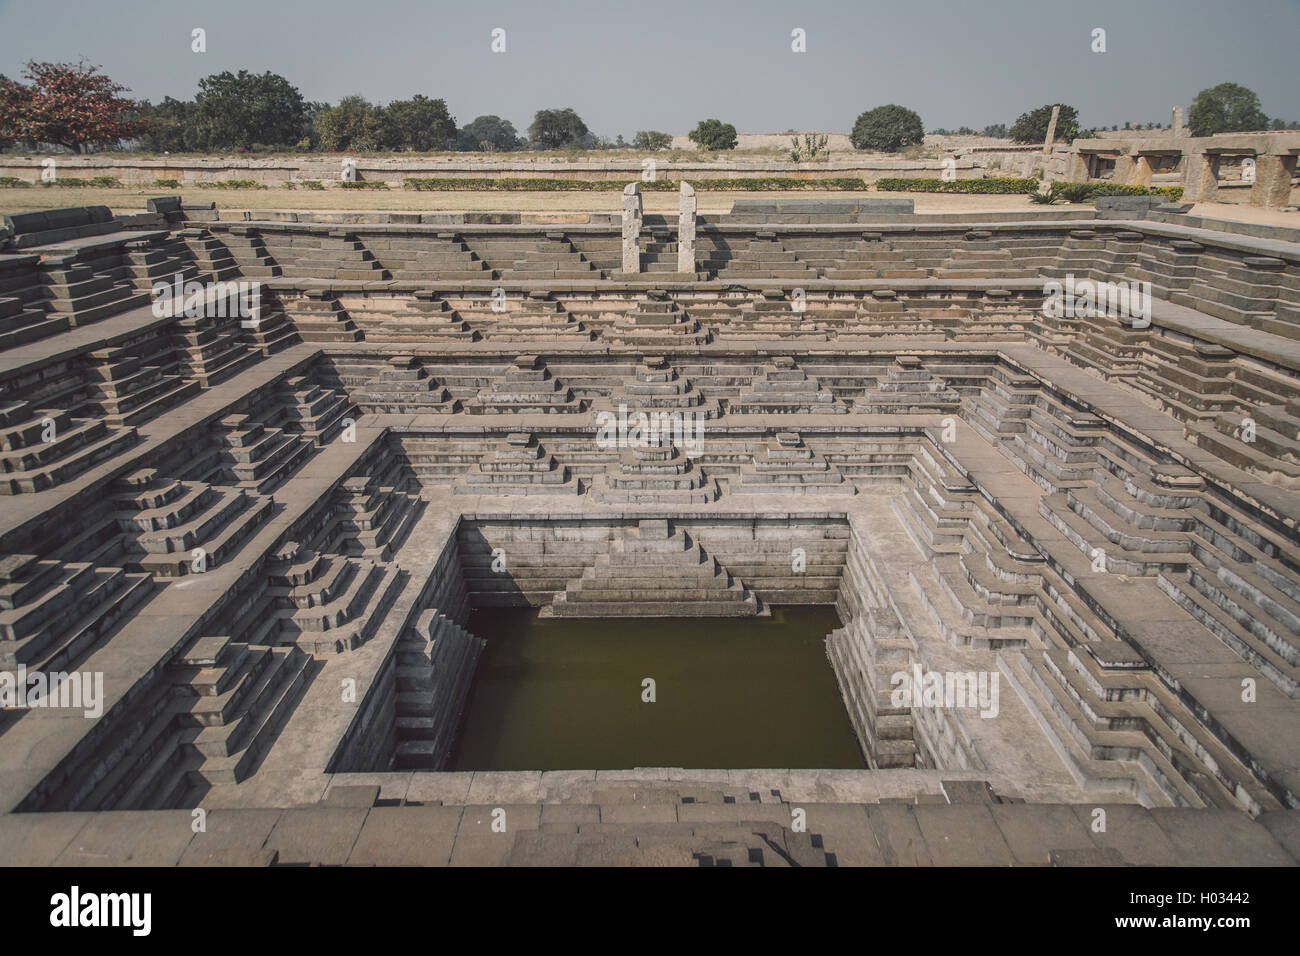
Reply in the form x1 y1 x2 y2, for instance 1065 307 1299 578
981 123 1009 138
315 96 387 151
688 118 738 151
850 104 924 152
190 70 306 149
298 101 330 150
1009 103 1080 145
0 60 148 152
382 95 456 151
1188 82 1269 136
632 130 672 151
134 96 197 152
528 108 588 149
457 114 521 151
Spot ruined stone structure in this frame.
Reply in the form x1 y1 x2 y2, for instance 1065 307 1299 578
1069 129 1300 208
0 192 1298 867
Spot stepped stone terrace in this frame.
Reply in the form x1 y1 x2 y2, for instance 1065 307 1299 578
0 191 1298 867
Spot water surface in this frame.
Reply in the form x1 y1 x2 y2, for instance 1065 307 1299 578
447 605 865 770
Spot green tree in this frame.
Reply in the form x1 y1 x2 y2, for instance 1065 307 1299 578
135 96 197 152
981 123 1009 138
190 70 306 149
632 130 672 151
457 114 521 151
1188 82 1270 136
850 104 924 152
528 108 588 149
1009 103 1080 145
382 95 456 151
688 118 738 151
316 96 387 151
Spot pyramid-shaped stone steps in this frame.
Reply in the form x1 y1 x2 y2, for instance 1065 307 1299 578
394 609 485 769
546 519 765 617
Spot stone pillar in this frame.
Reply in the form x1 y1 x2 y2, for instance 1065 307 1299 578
1133 155 1153 187
621 182 642 274
1043 105 1061 154
677 181 696 275
1183 149 1219 203
1171 106 1183 139
1251 153 1297 208
1113 153 1137 184
1065 151 1089 182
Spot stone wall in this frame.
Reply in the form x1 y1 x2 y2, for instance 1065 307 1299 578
0 155 985 187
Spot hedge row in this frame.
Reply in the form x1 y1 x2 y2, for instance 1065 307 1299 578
193 179 268 190
401 177 870 191
875 177 1039 194
1050 181 1185 202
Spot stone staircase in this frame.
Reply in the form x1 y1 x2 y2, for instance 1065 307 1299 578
393 609 484 769
608 295 710 346
0 552 152 675
470 355 583 414
546 519 765 617
594 438 718 504
283 289 363 342
354 355 460 414
0 400 139 495
262 542 404 654
858 355 962 413
111 469 275 577
730 432 854 496
454 432 580 496
728 356 848 414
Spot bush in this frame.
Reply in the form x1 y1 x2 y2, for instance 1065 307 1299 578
688 119 738 151
154 178 181 188
874 177 1039 194
339 180 389 189
402 177 868 192
300 180 325 190
0 176 32 188
193 179 268 189
1049 181 1184 202
39 177 118 187
850 105 924 152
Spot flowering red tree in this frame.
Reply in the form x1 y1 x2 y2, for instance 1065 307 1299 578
0 60 148 153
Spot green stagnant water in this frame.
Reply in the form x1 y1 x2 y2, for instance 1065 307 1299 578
447 605 866 771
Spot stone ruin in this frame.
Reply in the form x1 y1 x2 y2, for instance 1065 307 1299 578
0 190 1298 867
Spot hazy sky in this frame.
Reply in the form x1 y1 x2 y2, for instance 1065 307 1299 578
1 0 1296 136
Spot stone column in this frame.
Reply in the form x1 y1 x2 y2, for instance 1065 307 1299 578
1133 155 1153 187
621 182 642 274
1043 105 1061 154
1065 151 1089 182
1251 153 1297 208
1171 106 1183 139
1183 148 1219 202
1113 153 1137 184
677 181 696 275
